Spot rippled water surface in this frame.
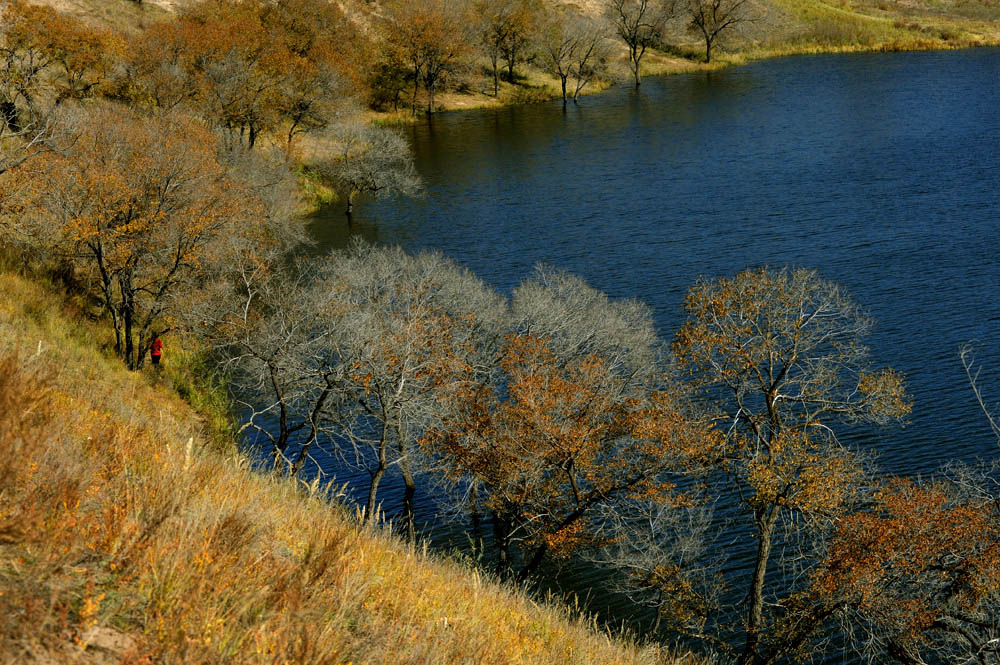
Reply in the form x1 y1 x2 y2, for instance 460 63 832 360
305 47 1000 626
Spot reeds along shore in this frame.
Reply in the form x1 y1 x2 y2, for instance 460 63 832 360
0 270 679 665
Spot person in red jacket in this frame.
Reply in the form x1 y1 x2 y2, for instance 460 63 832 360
150 333 163 367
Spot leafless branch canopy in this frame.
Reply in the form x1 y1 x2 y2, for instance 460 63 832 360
961 343 1000 446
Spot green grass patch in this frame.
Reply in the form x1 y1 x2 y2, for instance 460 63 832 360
296 165 338 213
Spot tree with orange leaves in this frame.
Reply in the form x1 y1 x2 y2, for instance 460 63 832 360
117 0 353 152
672 267 911 665
386 0 470 115
259 0 353 152
810 466 1000 665
44 15 123 102
424 267 716 578
0 1 118 176
114 21 197 112
9 104 265 369
0 0 57 135
184 2 293 150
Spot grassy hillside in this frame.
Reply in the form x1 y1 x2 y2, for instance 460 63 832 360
0 270 678 665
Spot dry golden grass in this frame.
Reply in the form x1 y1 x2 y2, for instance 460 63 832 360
0 270 680 665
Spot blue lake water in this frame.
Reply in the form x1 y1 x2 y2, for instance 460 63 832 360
304 47 1000 631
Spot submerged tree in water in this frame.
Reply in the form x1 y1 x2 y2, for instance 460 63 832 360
315 122 421 216
424 267 716 579
671 267 911 665
312 242 503 541
812 466 1000 665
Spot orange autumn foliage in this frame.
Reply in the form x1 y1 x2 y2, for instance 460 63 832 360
12 103 264 368
810 476 1000 663
425 331 716 575
672 267 911 665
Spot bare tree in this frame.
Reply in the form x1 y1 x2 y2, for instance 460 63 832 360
497 0 537 86
194 257 340 471
277 57 347 154
607 0 672 87
961 343 1000 445
315 121 421 216
313 242 505 540
537 12 610 107
594 500 727 642
537 11 579 107
474 0 520 96
571 22 612 102
686 0 751 63
0 112 50 188
214 142 303 244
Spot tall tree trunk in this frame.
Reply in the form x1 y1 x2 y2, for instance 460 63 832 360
365 427 389 524
411 64 420 117
518 542 548 582
630 42 644 87
469 481 482 541
650 591 665 637
491 55 500 96
393 415 416 542
269 365 291 462
366 460 386 524
739 506 779 665
92 243 121 355
399 441 416 543
493 511 511 577
120 274 135 369
292 386 333 475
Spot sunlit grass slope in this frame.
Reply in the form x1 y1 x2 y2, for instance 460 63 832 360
0 270 676 664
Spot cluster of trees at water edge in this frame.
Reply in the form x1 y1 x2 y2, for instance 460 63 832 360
199 241 1000 665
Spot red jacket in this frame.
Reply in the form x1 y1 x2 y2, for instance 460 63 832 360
151 338 163 356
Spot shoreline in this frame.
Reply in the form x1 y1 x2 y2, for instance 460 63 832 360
366 36 1000 125
298 36 1000 211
